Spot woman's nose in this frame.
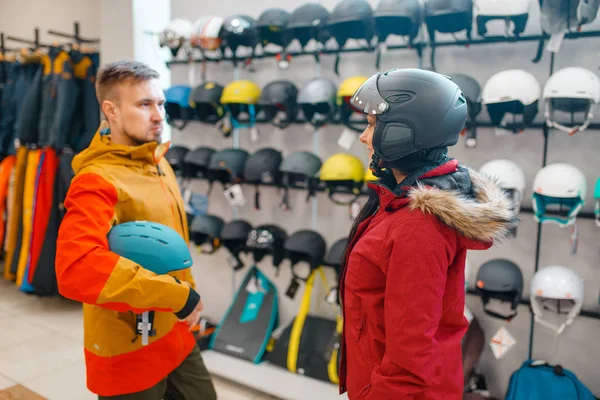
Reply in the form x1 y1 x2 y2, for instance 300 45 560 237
359 129 368 144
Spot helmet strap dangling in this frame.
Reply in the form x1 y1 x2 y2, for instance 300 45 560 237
369 154 385 178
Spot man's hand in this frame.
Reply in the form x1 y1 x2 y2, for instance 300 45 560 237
180 298 204 331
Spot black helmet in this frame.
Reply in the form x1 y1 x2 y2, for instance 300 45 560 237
207 148 249 185
475 259 524 321
244 148 284 209
448 73 482 148
164 145 190 177
190 214 224 254
424 0 473 70
258 80 299 129
374 0 423 68
184 146 216 179
257 8 292 49
328 0 376 74
220 220 253 270
246 224 288 270
350 68 467 174
323 237 348 277
279 151 322 210
190 82 225 124
286 3 331 51
219 15 259 66
283 230 327 296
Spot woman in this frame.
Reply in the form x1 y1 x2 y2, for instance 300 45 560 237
337 69 514 400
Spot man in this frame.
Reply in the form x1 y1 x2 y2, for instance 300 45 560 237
55 60 217 400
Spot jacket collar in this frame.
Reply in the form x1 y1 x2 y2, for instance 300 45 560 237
368 159 459 211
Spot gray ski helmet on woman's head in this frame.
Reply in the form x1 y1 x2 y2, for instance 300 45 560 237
220 220 253 270
184 146 216 179
350 68 467 164
475 259 524 321
190 214 225 254
287 3 331 50
207 148 249 184
258 80 299 129
298 77 338 127
448 73 482 120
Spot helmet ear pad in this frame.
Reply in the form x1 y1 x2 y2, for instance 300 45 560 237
372 120 416 162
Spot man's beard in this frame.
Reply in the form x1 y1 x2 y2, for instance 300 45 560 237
124 128 162 146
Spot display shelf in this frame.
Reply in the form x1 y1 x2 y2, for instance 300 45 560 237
165 29 600 66
201 350 347 400
466 288 600 320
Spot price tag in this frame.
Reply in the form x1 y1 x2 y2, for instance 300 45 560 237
570 223 579 255
350 200 361 220
546 32 565 53
223 184 246 207
245 276 259 294
337 127 357 150
326 287 339 305
489 326 516 359
380 43 388 55
182 188 193 214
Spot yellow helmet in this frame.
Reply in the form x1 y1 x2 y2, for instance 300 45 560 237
220 80 261 105
336 76 368 105
364 167 378 182
320 153 365 205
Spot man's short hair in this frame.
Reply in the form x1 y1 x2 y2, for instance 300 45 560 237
95 61 160 104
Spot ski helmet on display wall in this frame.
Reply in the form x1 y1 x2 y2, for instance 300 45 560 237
448 73 482 148
256 8 292 50
424 0 473 71
184 147 217 180
190 82 225 124
220 80 261 132
319 153 365 205
243 148 284 209
258 80 299 129
475 259 524 321
159 19 194 57
539 0 599 35
219 15 260 67
373 0 423 68
165 145 190 178
220 220 253 271
190 214 225 254
279 151 322 210
531 163 587 228
350 68 467 178
530 265 584 335
298 77 338 128
164 85 193 130
482 69 541 133
327 0 376 74
246 224 288 272
542 67 600 135
283 230 327 294
474 0 532 37
337 76 369 132
285 3 331 54
206 148 250 190
479 159 526 236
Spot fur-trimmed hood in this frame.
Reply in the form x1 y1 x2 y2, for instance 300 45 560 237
407 167 515 243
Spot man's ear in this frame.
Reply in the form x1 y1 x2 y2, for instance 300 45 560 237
101 100 118 121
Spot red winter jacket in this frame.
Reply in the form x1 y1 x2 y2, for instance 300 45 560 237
338 160 513 400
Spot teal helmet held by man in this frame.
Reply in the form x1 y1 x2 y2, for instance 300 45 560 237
107 221 193 274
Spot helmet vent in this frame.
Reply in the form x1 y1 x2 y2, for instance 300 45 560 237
455 95 466 108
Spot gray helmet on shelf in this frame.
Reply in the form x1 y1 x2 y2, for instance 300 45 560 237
297 77 338 128
475 258 524 321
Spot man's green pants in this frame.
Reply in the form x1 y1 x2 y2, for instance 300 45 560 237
98 346 217 400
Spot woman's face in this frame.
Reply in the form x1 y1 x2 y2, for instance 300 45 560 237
359 114 377 160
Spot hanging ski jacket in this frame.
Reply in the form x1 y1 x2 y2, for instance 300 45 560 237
55 122 200 397
68 51 100 152
338 161 513 400
0 154 16 257
0 62 19 156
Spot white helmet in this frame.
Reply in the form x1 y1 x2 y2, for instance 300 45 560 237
530 265 584 335
482 69 541 132
198 16 224 51
480 159 526 212
159 19 194 56
532 163 587 227
540 0 599 35
474 0 532 36
190 17 210 48
543 67 600 135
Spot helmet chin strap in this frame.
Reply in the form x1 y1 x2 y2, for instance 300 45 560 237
369 154 385 178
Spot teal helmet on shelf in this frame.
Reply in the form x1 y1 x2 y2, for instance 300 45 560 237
107 221 193 275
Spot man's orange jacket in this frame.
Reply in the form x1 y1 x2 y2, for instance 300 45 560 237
55 121 200 397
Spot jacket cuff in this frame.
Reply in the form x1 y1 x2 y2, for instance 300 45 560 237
174 286 201 319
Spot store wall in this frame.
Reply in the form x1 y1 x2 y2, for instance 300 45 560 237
0 0 101 47
167 0 600 398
